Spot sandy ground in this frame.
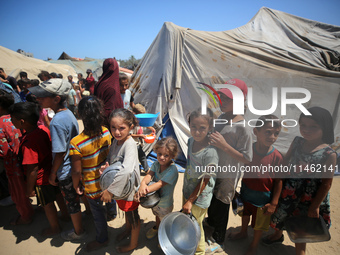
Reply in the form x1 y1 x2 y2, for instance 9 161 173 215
0 120 339 255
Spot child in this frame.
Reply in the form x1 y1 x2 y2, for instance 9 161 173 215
70 96 112 251
28 78 86 241
0 90 34 225
9 102 62 236
183 108 219 254
25 93 50 128
18 79 31 102
135 137 179 239
229 115 283 255
74 84 82 106
131 103 156 172
100 108 141 253
119 73 135 110
205 78 253 249
264 107 337 255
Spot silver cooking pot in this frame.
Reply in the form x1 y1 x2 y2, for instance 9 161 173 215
158 211 201 255
138 181 160 208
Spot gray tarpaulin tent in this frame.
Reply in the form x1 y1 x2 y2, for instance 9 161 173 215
130 7 340 158
0 46 77 80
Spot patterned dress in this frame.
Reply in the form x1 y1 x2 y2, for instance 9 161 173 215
271 137 335 230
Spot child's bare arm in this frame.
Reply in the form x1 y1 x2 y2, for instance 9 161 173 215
263 179 282 215
71 155 83 195
43 114 50 128
49 152 66 186
135 171 154 202
182 176 210 214
26 164 39 197
131 134 145 138
147 126 156 134
210 131 250 164
308 152 336 218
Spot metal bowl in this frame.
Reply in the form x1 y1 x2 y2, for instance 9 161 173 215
138 181 160 208
158 211 201 255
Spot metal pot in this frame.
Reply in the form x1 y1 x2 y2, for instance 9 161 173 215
138 181 160 208
158 211 201 255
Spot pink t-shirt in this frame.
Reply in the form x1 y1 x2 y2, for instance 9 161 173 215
37 108 48 127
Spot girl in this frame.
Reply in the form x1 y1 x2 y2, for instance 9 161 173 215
70 96 112 252
100 108 141 253
264 107 337 255
134 137 179 240
183 108 219 254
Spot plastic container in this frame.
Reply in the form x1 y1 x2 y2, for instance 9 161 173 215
135 112 159 127
144 134 156 144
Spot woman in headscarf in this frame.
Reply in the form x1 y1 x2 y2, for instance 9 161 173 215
94 58 123 126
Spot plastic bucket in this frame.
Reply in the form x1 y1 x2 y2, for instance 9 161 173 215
144 134 156 144
135 112 159 127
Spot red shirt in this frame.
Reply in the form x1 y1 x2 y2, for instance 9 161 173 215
242 144 283 192
21 125 52 186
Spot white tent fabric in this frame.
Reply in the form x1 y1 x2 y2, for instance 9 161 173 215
130 7 340 158
0 46 77 80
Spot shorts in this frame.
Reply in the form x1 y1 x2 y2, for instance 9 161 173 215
152 205 173 221
59 176 81 214
35 185 60 207
242 201 271 231
116 200 139 212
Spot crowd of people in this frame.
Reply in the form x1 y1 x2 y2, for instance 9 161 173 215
0 61 338 255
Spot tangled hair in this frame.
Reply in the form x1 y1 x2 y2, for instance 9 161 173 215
188 107 214 127
0 89 14 111
255 114 281 129
9 102 39 126
153 137 179 159
109 108 138 128
132 103 146 114
78 96 105 136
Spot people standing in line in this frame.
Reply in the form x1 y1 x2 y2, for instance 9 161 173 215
263 107 337 255
86 69 95 95
28 78 86 241
119 73 135 110
94 58 123 126
183 108 219 255
134 137 179 240
9 102 64 236
229 115 283 255
205 78 253 249
0 90 34 225
70 96 112 252
100 108 140 253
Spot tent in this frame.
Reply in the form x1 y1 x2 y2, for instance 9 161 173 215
0 46 77 80
130 7 340 160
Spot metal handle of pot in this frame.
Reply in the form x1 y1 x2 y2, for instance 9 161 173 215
179 209 197 222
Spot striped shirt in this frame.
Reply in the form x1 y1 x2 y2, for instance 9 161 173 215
70 127 111 199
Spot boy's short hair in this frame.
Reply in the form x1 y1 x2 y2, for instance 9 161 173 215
28 78 72 98
9 102 39 126
255 114 281 129
30 79 40 87
119 73 129 82
20 71 28 78
0 89 14 110
133 104 146 114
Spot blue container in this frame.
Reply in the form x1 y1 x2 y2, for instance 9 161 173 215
135 113 159 127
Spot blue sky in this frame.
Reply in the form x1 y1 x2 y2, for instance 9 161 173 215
1 0 339 61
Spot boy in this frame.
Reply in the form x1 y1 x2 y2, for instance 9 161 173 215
205 79 253 252
0 90 34 225
28 79 86 241
120 73 135 110
229 115 283 255
9 102 62 236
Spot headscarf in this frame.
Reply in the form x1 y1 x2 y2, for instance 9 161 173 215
94 58 123 123
299 106 334 144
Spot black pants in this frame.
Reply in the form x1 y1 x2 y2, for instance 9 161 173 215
138 145 149 172
207 194 230 244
